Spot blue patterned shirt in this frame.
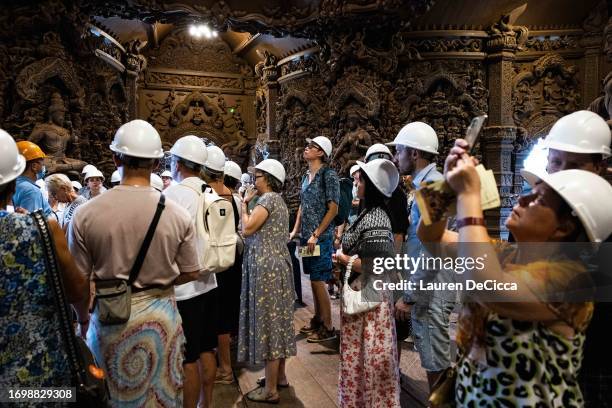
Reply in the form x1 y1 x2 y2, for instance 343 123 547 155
300 166 340 241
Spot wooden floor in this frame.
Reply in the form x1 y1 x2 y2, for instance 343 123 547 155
212 274 450 407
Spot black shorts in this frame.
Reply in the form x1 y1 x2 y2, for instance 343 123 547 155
177 289 219 363
216 252 243 335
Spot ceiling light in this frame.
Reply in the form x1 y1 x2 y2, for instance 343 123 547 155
189 24 218 40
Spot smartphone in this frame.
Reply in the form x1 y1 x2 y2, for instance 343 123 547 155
464 114 487 153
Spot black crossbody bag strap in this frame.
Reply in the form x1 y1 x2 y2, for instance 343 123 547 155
30 211 85 386
128 194 165 285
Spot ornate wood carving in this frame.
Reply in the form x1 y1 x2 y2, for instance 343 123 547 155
139 27 257 166
513 53 580 137
0 2 129 180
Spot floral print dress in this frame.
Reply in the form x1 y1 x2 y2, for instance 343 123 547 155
0 211 72 403
339 207 400 408
238 192 297 364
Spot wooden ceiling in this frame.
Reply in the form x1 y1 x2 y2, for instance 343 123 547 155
94 0 607 67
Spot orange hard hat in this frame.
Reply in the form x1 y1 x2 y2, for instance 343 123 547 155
16 141 46 161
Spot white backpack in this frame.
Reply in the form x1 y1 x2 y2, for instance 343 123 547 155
183 179 238 274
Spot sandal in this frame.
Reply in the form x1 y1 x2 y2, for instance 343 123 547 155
246 387 280 404
256 376 290 388
214 371 234 384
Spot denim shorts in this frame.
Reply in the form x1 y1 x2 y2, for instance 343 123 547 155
301 237 333 282
411 297 456 372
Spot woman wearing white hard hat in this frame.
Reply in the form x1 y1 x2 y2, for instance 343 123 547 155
238 159 296 404
419 140 612 406
45 173 87 232
0 129 90 392
160 170 173 190
82 168 105 200
333 158 401 407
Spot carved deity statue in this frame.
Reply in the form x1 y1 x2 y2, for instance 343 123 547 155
332 110 372 175
29 93 86 174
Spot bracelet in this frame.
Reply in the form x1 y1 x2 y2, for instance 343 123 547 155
312 231 320 239
456 217 486 229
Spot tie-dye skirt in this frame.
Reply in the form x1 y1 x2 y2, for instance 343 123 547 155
87 287 185 408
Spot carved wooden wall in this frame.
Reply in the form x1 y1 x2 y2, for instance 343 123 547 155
138 27 257 168
268 7 610 235
0 1 129 179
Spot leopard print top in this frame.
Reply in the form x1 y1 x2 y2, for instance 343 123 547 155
456 313 586 407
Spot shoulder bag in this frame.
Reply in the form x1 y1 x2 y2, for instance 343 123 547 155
94 194 165 325
342 254 381 315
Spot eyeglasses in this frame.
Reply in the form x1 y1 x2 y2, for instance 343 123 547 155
305 143 321 151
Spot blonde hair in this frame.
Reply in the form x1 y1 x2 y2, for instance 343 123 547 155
45 173 72 195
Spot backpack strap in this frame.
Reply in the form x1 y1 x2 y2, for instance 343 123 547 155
128 194 165 285
230 196 239 232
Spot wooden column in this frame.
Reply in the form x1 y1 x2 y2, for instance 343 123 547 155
482 19 528 238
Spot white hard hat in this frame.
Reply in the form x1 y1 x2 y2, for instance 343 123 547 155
521 168 612 242
255 159 286 184
365 143 392 162
84 168 105 182
169 135 208 165
150 173 163 191
350 164 360 176
386 121 439 154
81 164 97 175
205 145 226 172
160 170 172 178
224 161 242 181
71 180 82 190
0 129 26 186
110 119 164 159
541 111 611 158
356 159 399 198
306 136 332 157
110 170 121 183
240 173 251 184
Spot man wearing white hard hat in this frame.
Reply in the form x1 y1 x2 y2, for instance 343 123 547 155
202 145 242 391
387 121 455 390
290 135 339 343
542 110 610 175
68 120 201 406
164 135 219 408
160 170 173 190
332 158 402 406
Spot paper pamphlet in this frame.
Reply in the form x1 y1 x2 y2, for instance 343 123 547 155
415 164 501 225
299 245 321 257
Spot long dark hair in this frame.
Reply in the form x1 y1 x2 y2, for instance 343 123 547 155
359 170 391 218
